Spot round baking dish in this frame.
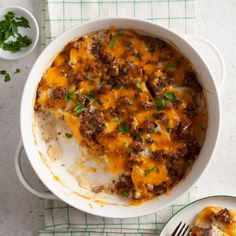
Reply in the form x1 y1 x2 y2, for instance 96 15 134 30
19 18 221 218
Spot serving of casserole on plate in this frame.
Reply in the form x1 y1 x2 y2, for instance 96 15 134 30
34 27 207 204
189 206 236 235
160 196 236 236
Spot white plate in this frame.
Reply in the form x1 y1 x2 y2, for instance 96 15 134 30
160 195 236 235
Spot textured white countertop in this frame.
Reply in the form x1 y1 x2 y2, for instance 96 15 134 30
0 1 235 235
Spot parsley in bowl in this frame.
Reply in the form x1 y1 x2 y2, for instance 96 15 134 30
0 6 39 60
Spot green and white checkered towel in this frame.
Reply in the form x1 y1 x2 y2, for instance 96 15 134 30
39 0 196 235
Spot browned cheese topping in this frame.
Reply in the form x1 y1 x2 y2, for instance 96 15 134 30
35 27 208 203
189 207 236 236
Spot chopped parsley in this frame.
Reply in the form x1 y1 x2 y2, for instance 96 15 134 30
135 51 141 59
112 33 122 40
64 90 73 101
115 84 124 90
100 76 104 84
74 103 86 115
122 191 129 198
113 116 119 122
85 75 93 81
109 33 122 48
166 124 174 133
96 99 104 106
135 87 143 93
200 125 205 132
108 78 115 85
82 94 95 103
144 166 158 177
2 34 32 52
164 92 176 102
153 125 161 133
117 122 129 134
109 40 115 48
135 79 142 84
154 98 165 110
0 70 11 82
14 68 20 74
123 141 128 146
4 73 10 82
0 12 32 52
0 70 7 75
87 97 96 103
154 92 176 110
65 133 73 138
64 90 87 115
134 132 142 140
74 90 80 95
164 62 176 68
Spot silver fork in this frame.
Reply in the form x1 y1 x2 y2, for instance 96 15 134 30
171 221 190 236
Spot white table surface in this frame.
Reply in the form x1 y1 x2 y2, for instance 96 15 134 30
0 0 235 235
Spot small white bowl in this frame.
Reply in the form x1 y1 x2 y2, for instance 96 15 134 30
0 6 39 60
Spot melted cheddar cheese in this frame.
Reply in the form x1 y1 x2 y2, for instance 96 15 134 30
190 206 236 236
35 27 207 203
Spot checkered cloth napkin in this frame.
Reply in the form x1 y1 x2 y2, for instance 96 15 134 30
39 0 196 235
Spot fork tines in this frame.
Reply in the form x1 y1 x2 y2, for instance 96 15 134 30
171 221 190 236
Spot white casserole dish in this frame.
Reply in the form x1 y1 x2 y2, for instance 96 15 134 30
18 18 222 218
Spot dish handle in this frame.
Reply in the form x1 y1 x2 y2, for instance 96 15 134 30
184 35 225 91
15 139 57 200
